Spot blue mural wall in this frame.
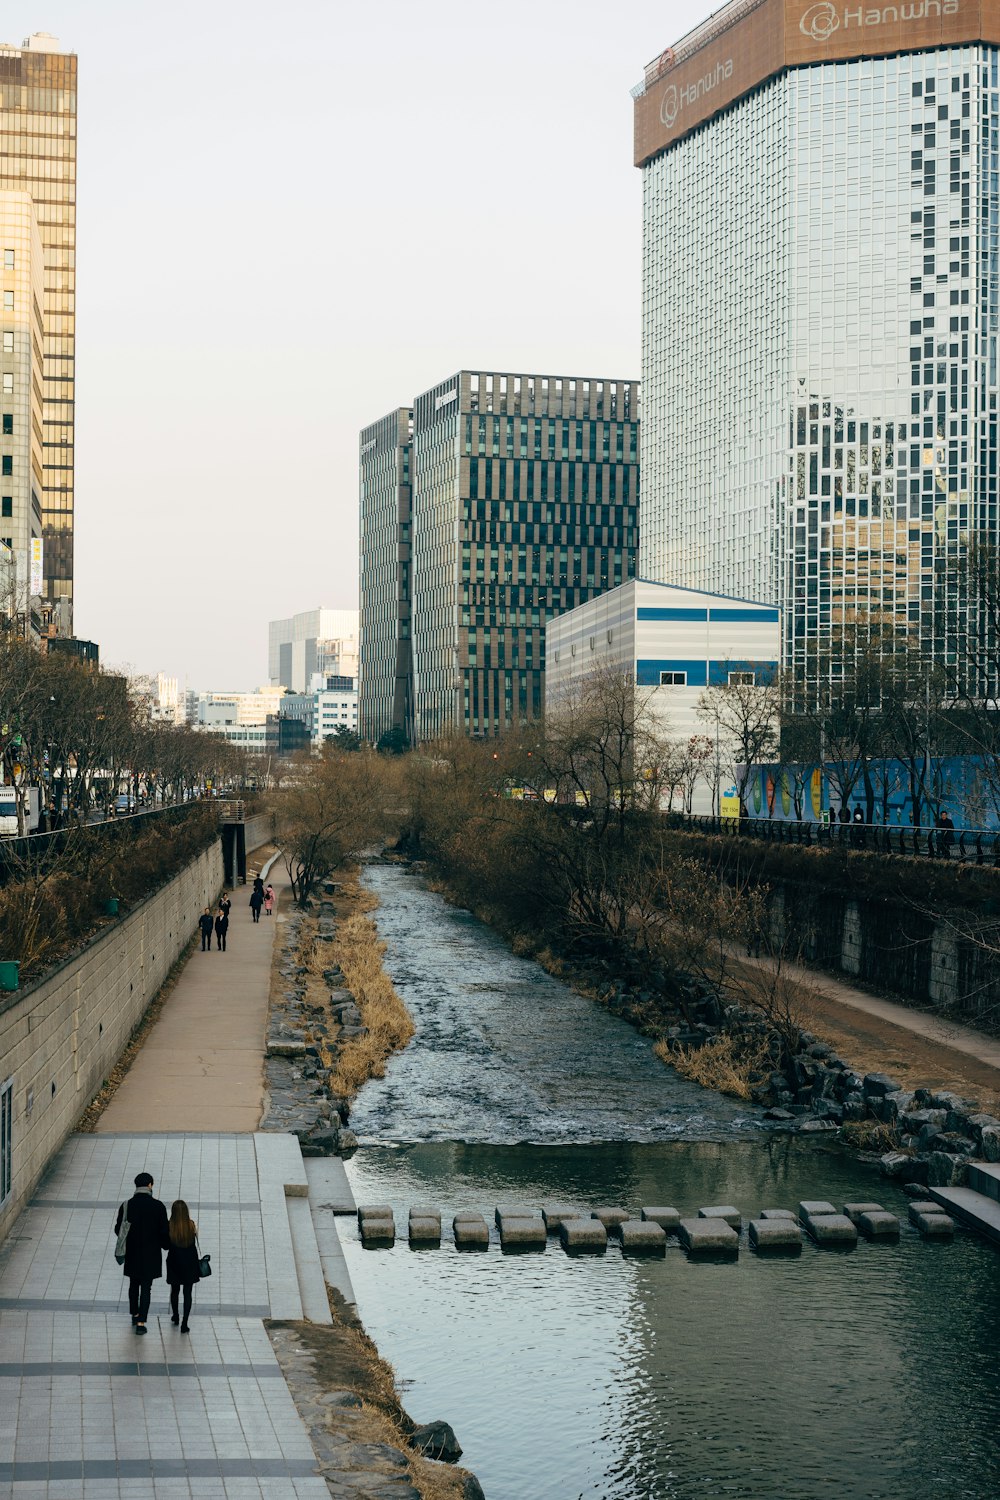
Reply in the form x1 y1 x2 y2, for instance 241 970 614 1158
747 756 1000 830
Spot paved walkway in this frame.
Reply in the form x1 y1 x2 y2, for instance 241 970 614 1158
98 864 286 1133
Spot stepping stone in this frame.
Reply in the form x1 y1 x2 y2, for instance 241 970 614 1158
843 1202 885 1225
360 1218 395 1247
760 1209 798 1221
911 1208 955 1237
453 1210 483 1223
640 1207 680 1233
677 1218 739 1256
805 1214 858 1246
559 1219 608 1254
618 1220 667 1255
907 1201 941 1225
798 1200 836 1224
499 1217 546 1250
591 1206 630 1228
495 1205 538 1228
409 1206 441 1226
408 1216 442 1246
698 1205 742 1230
749 1218 803 1252
541 1204 577 1233
453 1216 490 1250
358 1204 394 1226
857 1210 900 1240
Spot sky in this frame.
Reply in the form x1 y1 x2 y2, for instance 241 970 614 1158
14 0 711 692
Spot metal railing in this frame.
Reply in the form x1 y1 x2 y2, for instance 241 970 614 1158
670 812 1000 864
0 800 213 887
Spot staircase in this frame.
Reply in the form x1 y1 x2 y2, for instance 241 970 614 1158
927 1162 1000 1247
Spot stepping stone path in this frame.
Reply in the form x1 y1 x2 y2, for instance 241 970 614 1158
640 1207 680 1232
749 1218 803 1252
677 1218 739 1256
698 1205 742 1230
908 1201 956 1237
617 1220 667 1255
560 1219 608 1253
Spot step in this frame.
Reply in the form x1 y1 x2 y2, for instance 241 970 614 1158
926 1185 1000 1246
253 1133 307 1319
286 1195 334 1324
966 1162 1000 1203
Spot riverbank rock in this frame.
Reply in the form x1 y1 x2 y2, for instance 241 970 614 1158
411 1421 463 1463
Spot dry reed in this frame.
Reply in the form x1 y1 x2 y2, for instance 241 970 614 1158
656 1030 774 1101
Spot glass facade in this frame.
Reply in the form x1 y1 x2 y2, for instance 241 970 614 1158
408 370 640 741
359 408 413 746
0 37 77 628
642 45 1000 695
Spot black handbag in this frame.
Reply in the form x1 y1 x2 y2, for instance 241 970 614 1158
196 1237 212 1278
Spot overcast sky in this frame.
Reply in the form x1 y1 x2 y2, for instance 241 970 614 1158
15 0 710 691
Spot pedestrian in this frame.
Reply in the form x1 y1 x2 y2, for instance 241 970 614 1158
851 805 866 849
166 1199 202 1333
937 810 956 858
249 886 263 923
114 1172 170 1336
214 909 229 951
219 892 232 920
264 883 275 917
198 907 214 951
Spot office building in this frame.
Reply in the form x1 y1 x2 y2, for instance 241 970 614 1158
0 189 44 636
0 34 77 630
314 681 358 743
359 408 412 747
634 2 1000 693
361 370 639 743
268 608 359 694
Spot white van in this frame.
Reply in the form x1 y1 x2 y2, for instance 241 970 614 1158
0 786 42 836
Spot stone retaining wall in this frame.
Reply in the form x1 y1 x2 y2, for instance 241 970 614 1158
0 840 225 1246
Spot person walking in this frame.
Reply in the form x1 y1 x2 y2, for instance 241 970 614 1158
219 892 232 921
198 908 214 951
166 1200 202 1333
214 909 229 951
264 883 275 917
249 886 264 923
114 1172 170 1335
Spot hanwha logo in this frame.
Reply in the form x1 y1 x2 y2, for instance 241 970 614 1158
799 1 841 40
660 84 679 128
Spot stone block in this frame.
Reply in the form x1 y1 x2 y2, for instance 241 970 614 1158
495 1205 538 1228
591 1206 630 1228
806 1214 858 1246
409 1207 441 1227
857 1211 900 1240
453 1216 490 1250
913 1210 955 1237
677 1218 739 1256
798 1200 836 1223
559 1219 608 1254
618 1220 667 1255
907 1201 941 1225
698 1205 742 1230
358 1205 394 1226
640 1206 681 1233
499 1217 546 1249
408 1216 441 1246
360 1219 395 1247
760 1208 798 1220
843 1202 884 1225
749 1218 803 1252
541 1204 577 1233
863 1072 901 1098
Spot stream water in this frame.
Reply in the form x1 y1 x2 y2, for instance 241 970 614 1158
343 864 1000 1500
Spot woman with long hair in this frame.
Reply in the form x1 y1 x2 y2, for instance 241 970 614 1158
166 1200 201 1332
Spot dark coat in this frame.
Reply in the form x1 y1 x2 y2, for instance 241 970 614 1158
214 913 229 937
198 913 214 936
219 899 232 918
166 1231 202 1287
249 890 263 911
115 1191 170 1282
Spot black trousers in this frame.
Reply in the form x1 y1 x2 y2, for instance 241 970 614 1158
215 933 226 950
201 932 211 950
128 1277 153 1322
169 1282 194 1325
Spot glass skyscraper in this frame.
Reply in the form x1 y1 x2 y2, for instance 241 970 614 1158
359 407 413 747
635 1 1000 693
0 33 77 631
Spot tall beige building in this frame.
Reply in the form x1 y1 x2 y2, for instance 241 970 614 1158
0 33 77 632
0 189 44 635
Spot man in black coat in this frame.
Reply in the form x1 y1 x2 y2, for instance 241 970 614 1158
198 907 214 951
114 1171 170 1334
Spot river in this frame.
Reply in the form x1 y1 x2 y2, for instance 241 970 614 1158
342 863 1000 1500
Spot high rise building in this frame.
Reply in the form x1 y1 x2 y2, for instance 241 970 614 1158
359 407 412 747
268 608 359 693
360 370 639 743
634 2 1000 693
0 34 77 632
0 189 44 636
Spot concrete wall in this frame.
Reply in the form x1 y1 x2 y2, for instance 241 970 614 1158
0 839 224 1244
244 812 274 854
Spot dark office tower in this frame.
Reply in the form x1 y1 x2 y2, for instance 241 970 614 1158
359 408 413 748
0 34 77 634
408 370 639 741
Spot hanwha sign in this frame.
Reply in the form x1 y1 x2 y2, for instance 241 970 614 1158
661 84 679 127
799 1 840 39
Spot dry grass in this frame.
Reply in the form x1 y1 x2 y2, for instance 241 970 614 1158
656 1030 775 1101
839 1118 902 1153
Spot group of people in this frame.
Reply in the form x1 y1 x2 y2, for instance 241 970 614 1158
248 875 275 924
197 878 274 949
114 1172 203 1335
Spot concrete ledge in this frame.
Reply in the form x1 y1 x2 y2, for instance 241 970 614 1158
698 1205 741 1230
843 1202 885 1225
806 1214 858 1247
749 1219 803 1252
857 1210 900 1240
559 1219 608 1253
618 1220 667 1255
591 1207 629 1228
677 1218 739 1256
640 1207 680 1233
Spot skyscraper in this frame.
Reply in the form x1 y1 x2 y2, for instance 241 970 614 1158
359 408 413 748
0 189 44 636
360 370 639 743
634 2 1000 692
0 33 77 632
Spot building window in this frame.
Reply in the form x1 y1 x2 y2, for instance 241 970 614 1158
660 670 687 686
728 671 755 686
1 497 11 517
1 457 10 477
2 292 11 311
2 415 10 435
2 333 12 353
1 375 10 394
0 1076 11 1209
3 250 13 269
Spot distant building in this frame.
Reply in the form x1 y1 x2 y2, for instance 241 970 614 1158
313 681 358 744
195 686 287 728
144 673 184 726
0 190 45 639
360 370 639 743
268 609 359 693
46 636 99 667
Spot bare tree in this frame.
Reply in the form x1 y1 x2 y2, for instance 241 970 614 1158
697 664 779 816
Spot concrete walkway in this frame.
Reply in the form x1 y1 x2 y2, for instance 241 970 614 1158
97 865 286 1134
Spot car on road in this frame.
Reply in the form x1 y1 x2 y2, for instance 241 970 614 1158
113 794 137 816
